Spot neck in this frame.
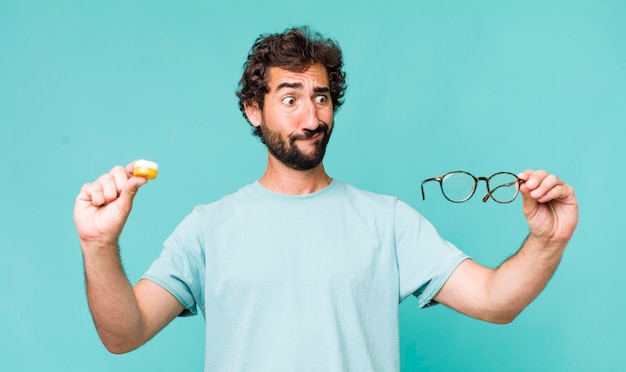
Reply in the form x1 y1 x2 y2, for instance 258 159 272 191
258 154 332 195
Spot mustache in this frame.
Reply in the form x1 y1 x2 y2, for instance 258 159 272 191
291 123 330 141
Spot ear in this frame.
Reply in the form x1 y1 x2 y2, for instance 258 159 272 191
244 101 262 127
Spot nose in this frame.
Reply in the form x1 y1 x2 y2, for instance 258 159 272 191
301 98 320 130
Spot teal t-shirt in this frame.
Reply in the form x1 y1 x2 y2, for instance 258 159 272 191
142 180 468 371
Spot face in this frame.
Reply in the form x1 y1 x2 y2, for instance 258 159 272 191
245 63 334 170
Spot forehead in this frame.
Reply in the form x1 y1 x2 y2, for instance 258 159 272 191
266 63 329 89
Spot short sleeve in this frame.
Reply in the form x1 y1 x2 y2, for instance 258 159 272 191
141 207 206 317
394 200 469 307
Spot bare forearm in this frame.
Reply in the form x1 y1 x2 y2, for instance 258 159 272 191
75 163 179 353
81 241 145 354
437 170 577 324
486 234 567 322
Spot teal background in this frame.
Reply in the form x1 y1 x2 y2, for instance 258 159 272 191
1 0 624 371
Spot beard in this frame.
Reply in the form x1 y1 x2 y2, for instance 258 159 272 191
259 121 332 170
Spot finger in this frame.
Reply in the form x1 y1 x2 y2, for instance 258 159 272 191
518 170 543 218
124 160 150 192
110 165 130 194
519 183 540 217
517 170 533 181
125 176 149 195
116 173 149 216
517 170 533 192
519 170 549 191
78 182 105 207
529 174 562 200
535 183 574 204
98 173 120 204
125 161 137 177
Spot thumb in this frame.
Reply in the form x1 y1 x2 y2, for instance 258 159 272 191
517 170 539 218
519 188 540 219
117 176 149 216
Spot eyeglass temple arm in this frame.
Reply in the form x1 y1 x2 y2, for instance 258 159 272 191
420 177 441 200
481 191 494 203
481 178 526 202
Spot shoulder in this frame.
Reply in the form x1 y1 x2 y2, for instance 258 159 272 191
333 180 402 211
337 181 426 220
193 182 258 212
169 183 259 231
336 180 395 200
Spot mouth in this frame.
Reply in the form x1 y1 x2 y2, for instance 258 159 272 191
302 131 323 141
296 124 328 141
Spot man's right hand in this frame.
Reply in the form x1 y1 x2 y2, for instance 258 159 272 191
74 160 182 354
74 161 149 247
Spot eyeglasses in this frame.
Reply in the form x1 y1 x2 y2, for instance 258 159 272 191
421 170 525 204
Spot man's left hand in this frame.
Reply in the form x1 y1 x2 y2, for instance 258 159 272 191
517 170 579 244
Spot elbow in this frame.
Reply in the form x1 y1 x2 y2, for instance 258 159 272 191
486 314 517 325
99 332 143 355
103 340 139 355
106 346 129 355
94 321 147 354
481 306 524 325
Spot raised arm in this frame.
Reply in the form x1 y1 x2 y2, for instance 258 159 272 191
433 170 579 324
74 162 184 353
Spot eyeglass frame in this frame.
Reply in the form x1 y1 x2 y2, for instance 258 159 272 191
420 170 526 204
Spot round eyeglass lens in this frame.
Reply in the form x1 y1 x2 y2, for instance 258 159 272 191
488 173 520 203
441 172 476 202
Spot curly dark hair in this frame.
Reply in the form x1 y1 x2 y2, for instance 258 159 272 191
236 26 347 138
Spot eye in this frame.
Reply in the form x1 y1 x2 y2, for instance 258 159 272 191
281 96 296 106
315 95 329 104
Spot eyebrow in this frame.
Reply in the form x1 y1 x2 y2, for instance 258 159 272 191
275 82 330 94
276 82 302 91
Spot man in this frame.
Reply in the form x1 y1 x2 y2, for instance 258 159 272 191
74 26 578 371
